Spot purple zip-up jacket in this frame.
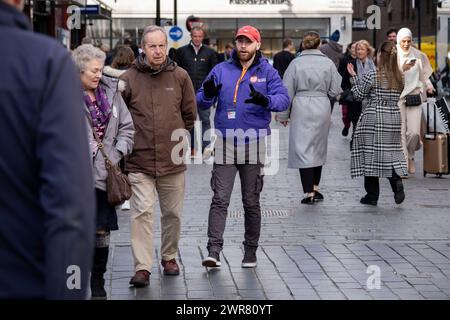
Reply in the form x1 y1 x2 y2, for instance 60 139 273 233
197 51 289 140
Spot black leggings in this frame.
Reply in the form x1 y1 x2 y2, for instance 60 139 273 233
299 166 323 194
348 102 362 129
364 169 401 200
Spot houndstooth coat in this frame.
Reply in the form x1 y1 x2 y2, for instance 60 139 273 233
350 71 408 178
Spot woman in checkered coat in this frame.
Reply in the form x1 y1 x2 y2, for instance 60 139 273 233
348 41 408 206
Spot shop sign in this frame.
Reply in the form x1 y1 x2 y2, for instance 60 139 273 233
229 0 291 4
352 18 367 30
80 5 99 15
329 0 352 8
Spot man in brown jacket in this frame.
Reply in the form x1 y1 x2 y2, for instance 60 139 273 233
121 25 197 287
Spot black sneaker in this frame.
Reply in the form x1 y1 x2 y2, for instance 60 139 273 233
342 127 349 137
314 191 324 201
202 251 221 268
394 180 405 204
360 195 377 206
242 249 257 268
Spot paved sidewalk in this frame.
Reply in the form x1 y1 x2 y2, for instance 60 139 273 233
107 107 450 300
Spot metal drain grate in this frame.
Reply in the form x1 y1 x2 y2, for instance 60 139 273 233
227 209 290 218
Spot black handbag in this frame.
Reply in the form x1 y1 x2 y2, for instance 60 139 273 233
339 89 355 104
405 94 422 107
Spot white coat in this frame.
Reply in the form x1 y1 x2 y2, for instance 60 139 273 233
278 49 342 168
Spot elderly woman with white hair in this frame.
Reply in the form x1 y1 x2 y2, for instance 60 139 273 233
396 28 434 175
72 44 135 299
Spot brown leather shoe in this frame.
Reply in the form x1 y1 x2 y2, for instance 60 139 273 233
161 259 180 276
129 270 150 287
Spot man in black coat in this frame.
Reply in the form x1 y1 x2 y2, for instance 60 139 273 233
0 0 96 299
217 42 234 63
273 39 295 79
175 27 218 159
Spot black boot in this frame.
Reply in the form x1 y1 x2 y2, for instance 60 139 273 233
242 244 257 268
91 274 106 299
388 176 405 204
91 247 109 300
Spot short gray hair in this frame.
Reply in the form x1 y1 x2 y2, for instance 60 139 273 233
72 44 106 73
191 26 205 36
141 25 167 46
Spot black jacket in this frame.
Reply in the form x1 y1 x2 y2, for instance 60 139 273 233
338 53 357 91
273 50 295 79
175 42 218 91
0 2 95 299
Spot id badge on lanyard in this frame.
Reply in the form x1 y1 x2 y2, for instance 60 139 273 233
227 107 236 119
228 67 249 120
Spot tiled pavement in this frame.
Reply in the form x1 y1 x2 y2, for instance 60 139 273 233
107 107 450 300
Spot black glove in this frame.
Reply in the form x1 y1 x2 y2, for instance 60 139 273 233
203 76 222 99
244 84 269 108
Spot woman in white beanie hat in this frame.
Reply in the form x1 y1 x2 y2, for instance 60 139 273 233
396 27 434 175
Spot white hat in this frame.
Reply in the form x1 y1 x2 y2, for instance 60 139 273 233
397 28 413 44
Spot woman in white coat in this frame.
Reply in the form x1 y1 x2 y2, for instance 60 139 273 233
397 28 434 175
277 31 342 204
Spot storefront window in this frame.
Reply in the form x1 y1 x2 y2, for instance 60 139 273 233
285 18 329 39
87 18 155 48
202 17 329 58
202 18 237 51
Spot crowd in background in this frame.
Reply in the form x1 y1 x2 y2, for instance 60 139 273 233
0 0 440 300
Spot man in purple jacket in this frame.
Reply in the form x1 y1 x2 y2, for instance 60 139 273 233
197 25 289 269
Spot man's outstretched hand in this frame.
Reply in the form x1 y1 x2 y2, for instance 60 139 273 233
203 76 222 99
244 84 269 108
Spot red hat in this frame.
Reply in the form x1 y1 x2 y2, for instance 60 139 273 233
235 25 261 43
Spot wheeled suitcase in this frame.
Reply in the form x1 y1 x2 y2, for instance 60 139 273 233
423 101 449 177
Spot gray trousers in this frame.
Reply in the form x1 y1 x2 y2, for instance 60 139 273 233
207 163 264 254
